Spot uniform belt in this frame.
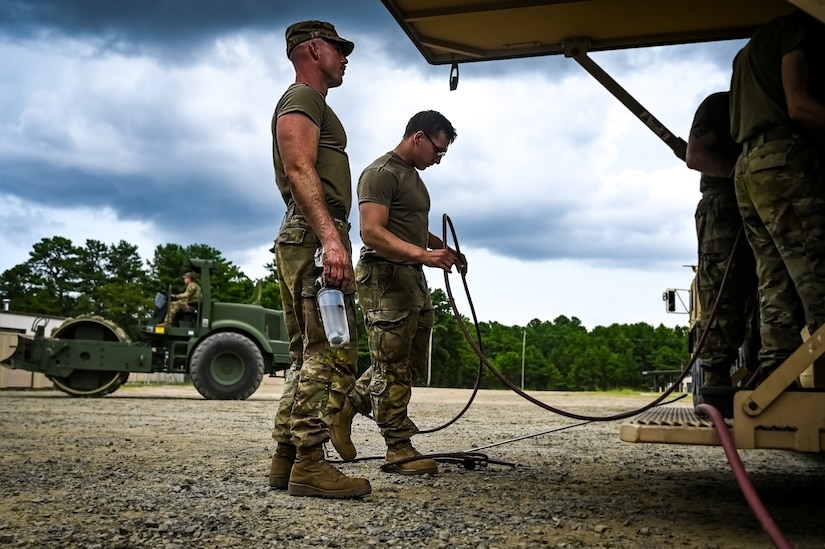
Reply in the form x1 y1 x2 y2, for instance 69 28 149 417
363 254 423 271
285 202 347 223
743 126 799 154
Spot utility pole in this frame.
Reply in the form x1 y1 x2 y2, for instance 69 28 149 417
521 329 526 390
427 329 433 387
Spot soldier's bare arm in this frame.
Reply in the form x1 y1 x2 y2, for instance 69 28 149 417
782 48 825 134
360 202 456 271
686 126 735 178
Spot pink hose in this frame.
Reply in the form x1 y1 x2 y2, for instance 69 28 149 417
695 403 792 549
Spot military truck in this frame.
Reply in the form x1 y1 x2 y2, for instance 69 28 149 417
0 258 291 400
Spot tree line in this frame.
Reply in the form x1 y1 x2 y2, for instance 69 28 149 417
0 236 689 391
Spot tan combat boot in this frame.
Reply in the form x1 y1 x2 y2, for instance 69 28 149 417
269 443 296 489
287 445 371 498
385 441 438 476
329 398 357 462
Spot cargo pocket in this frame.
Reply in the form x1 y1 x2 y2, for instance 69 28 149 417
292 360 332 417
278 226 307 245
365 308 409 329
368 376 388 398
299 274 326 345
365 309 411 364
750 140 789 173
355 261 372 285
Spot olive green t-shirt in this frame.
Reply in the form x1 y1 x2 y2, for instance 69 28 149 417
357 151 430 259
691 91 740 194
729 13 814 143
271 83 352 219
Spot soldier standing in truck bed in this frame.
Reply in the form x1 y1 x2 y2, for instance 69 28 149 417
686 91 760 401
729 9 825 382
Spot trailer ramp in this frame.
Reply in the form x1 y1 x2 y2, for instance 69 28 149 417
621 390 825 452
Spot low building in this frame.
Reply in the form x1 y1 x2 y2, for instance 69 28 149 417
0 309 65 389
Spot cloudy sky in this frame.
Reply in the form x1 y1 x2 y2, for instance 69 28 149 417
0 0 747 330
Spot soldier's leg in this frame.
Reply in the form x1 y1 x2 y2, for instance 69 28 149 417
346 256 376 417
365 308 419 445
366 306 438 476
329 256 373 462
275 220 368 498
738 240 762 372
269 220 310 488
759 141 825 334
409 291 434 384
285 221 359 447
366 265 438 474
164 301 181 325
695 193 747 384
272 218 313 446
355 263 426 443
736 146 806 373
347 366 374 416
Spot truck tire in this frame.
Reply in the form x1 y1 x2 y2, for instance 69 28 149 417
190 332 264 400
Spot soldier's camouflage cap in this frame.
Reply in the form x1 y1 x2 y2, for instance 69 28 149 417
285 20 354 58
183 272 196 279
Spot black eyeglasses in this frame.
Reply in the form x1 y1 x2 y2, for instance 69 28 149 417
421 132 447 158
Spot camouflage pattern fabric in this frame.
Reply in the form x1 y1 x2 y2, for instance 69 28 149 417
695 191 761 371
271 215 359 448
164 282 201 324
734 135 825 371
348 256 433 446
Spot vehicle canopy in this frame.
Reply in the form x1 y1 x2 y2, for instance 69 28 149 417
381 0 822 65
382 0 823 162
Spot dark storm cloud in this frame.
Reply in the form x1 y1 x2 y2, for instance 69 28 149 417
0 0 410 61
0 0 710 278
3 157 269 221
0 0 584 76
449 205 687 268
2 156 277 250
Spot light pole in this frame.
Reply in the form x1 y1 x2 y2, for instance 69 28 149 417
521 329 526 390
427 329 433 387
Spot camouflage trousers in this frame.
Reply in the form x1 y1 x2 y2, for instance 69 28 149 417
694 190 760 371
349 255 434 446
271 214 359 448
734 133 825 371
165 300 193 325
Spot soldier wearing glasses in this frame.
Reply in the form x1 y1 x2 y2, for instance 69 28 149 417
330 110 466 475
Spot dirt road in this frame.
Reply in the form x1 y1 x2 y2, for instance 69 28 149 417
0 379 822 548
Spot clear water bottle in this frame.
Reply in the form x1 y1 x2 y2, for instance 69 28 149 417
317 287 350 347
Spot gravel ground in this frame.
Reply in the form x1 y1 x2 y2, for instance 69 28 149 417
0 377 823 549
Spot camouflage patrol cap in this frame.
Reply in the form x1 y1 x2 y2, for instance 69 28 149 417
285 20 354 58
183 272 196 279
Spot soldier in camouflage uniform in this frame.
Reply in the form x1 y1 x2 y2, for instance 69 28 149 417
161 272 201 326
686 92 760 392
330 111 465 475
268 20 370 499
729 10 825 380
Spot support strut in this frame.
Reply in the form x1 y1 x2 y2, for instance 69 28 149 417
563 38 687 162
